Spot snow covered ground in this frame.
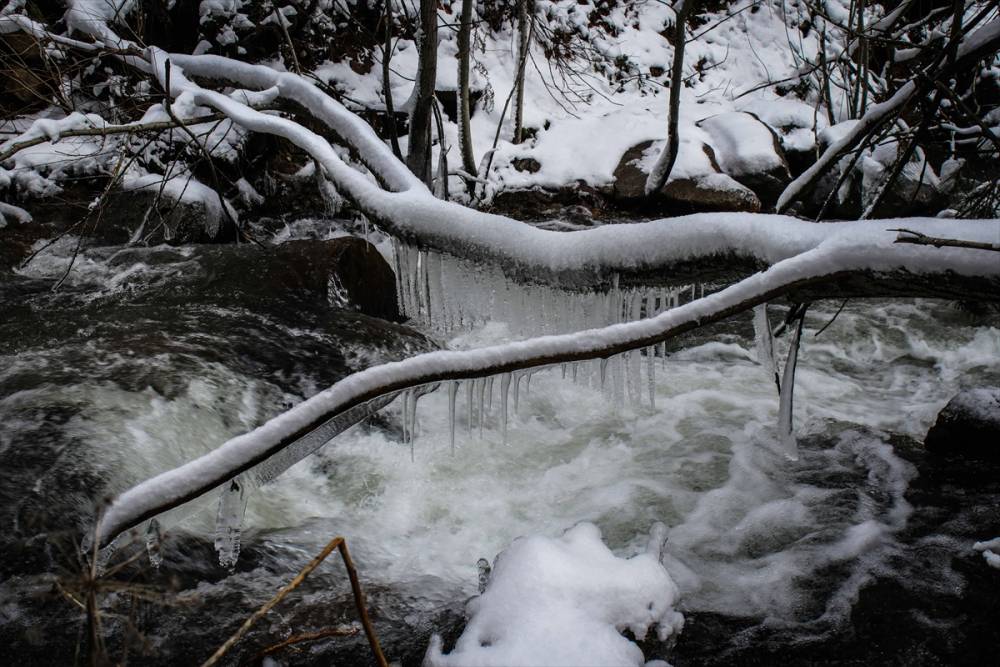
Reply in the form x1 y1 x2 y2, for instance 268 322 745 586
318 0 835 201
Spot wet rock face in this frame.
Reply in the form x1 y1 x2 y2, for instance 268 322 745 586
187 237 401 322
925 387 1000 461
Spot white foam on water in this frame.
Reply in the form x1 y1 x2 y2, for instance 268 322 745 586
7 296 996 638
220 299 997 629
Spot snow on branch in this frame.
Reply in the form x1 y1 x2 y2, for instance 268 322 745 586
94 220 1000 547
0 112 229 163
775 15 1000 214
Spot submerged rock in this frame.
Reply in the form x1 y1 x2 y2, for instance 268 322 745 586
925 387 1000 460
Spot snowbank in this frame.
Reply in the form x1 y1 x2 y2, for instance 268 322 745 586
424 522 683 667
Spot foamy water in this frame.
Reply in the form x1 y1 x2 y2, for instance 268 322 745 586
70 298 997 632
4 235 999 656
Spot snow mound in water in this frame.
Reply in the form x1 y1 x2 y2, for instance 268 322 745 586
424 522 683 667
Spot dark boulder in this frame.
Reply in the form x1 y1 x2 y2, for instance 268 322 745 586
925 388 1000 460
189 237 400 321
99 184 237 245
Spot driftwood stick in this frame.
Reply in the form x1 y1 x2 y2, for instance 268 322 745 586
243 627 359 664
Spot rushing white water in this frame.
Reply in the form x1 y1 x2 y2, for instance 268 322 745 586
45 297 990 633
7 234 1000 640
5 236 999 645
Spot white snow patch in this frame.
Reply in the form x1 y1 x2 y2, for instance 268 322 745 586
424 522 683 667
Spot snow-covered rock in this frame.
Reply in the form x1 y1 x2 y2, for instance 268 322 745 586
424 522 684 667
613 139 761 212
100 174 236 245
697 111 791 206
925 387 1000 461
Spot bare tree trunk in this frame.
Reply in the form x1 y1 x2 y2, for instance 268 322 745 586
406 0 437 185
432 96 449 199
456 0 477 175
382 0 403 160
512 0 534 144
644 0 697 196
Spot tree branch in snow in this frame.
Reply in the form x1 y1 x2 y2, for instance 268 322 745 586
0 113 230 164
776 15 1000 213
644 0 696 196
890 229 1000 252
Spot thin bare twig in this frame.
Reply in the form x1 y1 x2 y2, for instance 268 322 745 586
200 535 387 667
890 229 1000 252
242 626 360 665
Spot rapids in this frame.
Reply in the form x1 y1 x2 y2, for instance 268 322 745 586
1 224 999 665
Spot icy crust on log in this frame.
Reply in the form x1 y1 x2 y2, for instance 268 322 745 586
93 218 1000 549
424 523 683 667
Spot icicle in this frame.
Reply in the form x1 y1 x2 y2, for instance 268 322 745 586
599 357 609 389
476 378 486 438
613 353 625 408
215 476 250 570
500 373 511 444
512 371 521 414
407 389 419 461
392 239 405 318
647 346 656 409
753 304 781 394
485 376 494 414
777 315 806 461
145 518 163 569
448 381 459 454
561 363 567 380
624 350 636 405
466 380 474 433
400 390 410 447
426 251 444 332
524 370 533 397
571 362 578 383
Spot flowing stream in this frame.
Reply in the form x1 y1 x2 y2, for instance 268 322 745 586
1 223 999 665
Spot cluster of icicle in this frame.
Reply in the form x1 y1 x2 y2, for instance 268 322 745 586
392 239 705 340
